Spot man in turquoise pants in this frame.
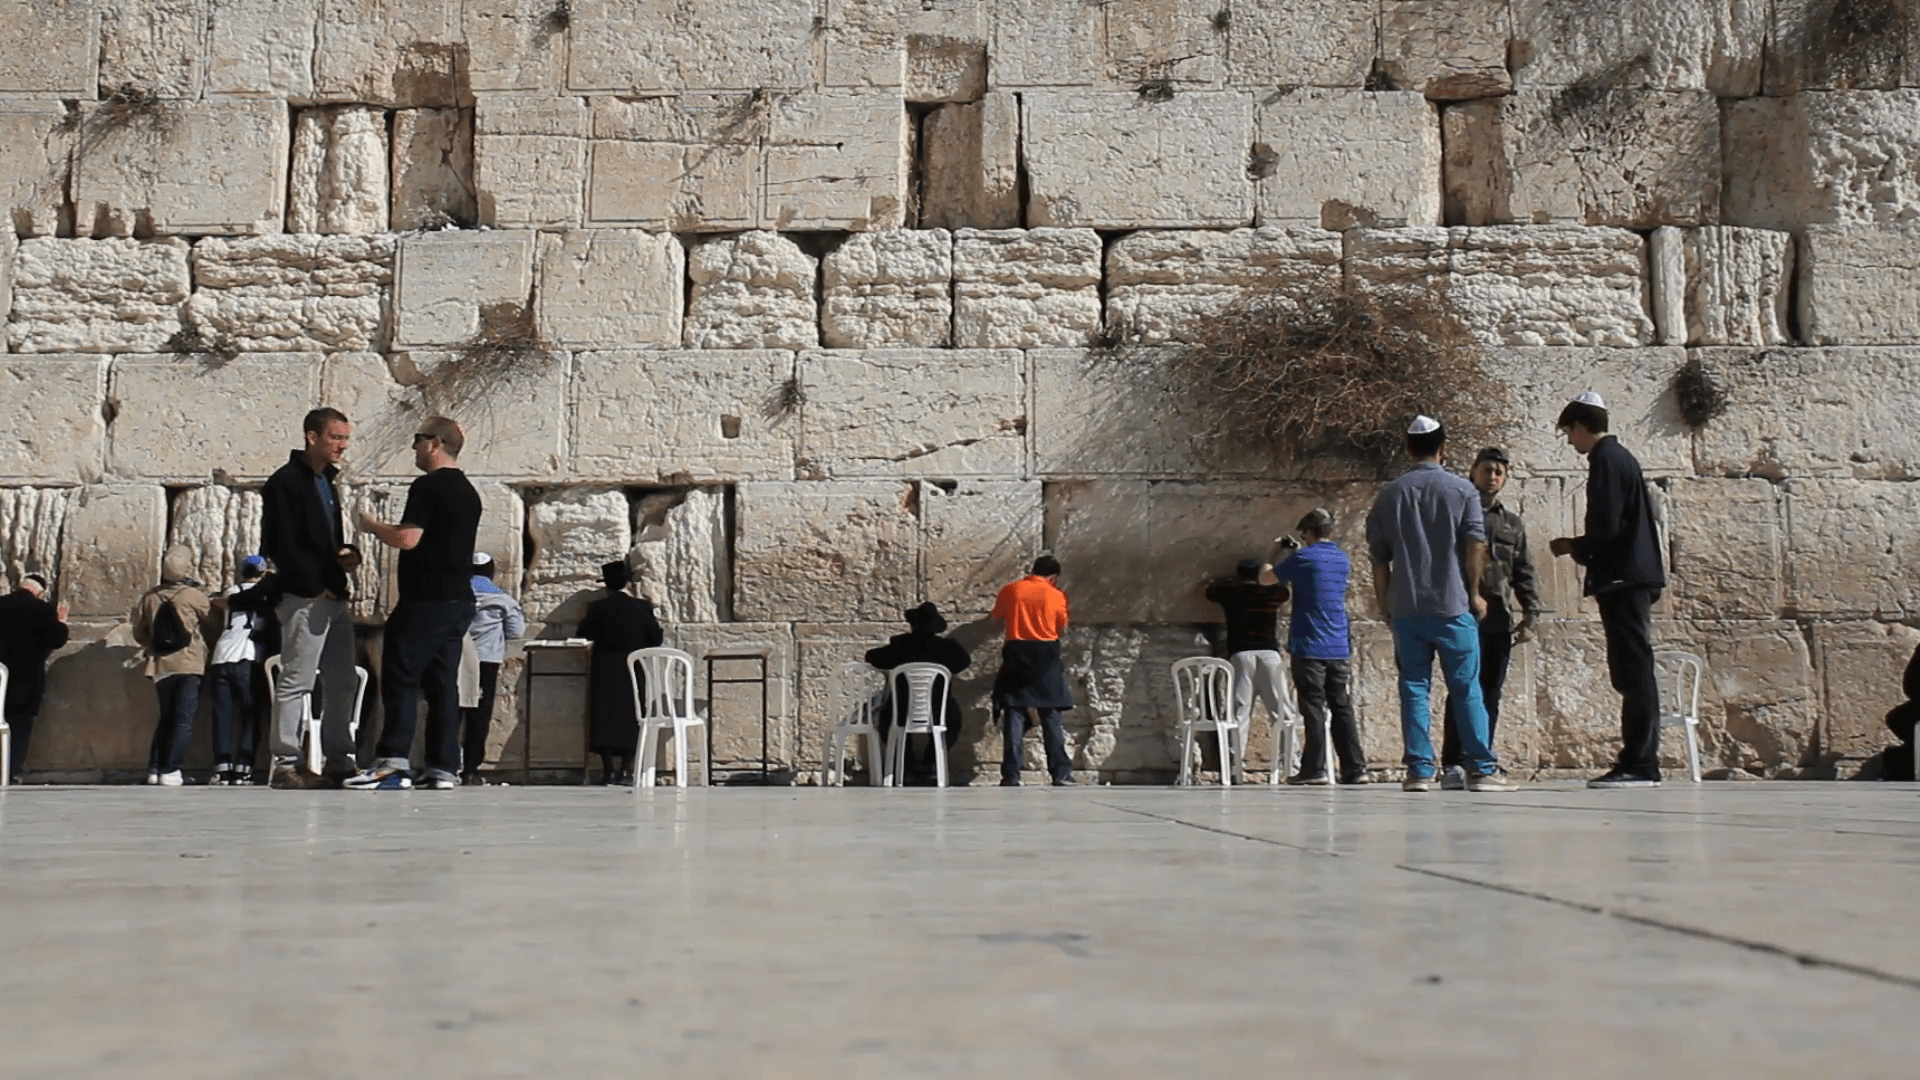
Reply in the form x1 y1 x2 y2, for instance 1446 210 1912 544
1365 416 1519 793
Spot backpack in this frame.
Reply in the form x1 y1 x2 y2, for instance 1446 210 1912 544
149 595 193 656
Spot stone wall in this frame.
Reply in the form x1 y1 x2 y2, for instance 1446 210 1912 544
2 0 1917 783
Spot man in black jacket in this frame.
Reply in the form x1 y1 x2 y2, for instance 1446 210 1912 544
260 407 363 789
1548 393 1668 788
865 602 971 784
0 573 69 782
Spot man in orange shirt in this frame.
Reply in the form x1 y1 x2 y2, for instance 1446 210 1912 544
990 555 1075 787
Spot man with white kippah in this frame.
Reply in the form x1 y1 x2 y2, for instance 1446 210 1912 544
1365 415 1517 792
1549 391 1668 788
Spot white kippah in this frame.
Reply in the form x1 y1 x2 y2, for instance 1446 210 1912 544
1407 415 1441 435
1572 391 1607 409
472 552 493 566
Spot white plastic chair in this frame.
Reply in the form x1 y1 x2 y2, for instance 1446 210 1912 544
263 655 369 775
1656 650 1705 784
823 662 888 787
629 647 709 788
1172 657 1241 786
884 662 954 788
0 661 11 786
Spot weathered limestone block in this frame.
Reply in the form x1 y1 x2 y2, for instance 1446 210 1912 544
1666 479 1784 619
0 0 96 95
919 93 1020 229
325 350 567 478
33 621 158 776
0 487 76 583
1783 479 1920 617
1 228 11 329
586 94 762 230
1145 481 1376 625
471 480 526 597
1723 91 1920 229
1255 89 1442 228
0 103 74 236
1022 92 1253 227
765 93 908 230
798 349 1023 478
108 355 321 481
463 0 568 92
825 0 905 89
1105 227 1342 345
685 232 819 350
60 485 165 618
1227 0 1375 87
7 238 189 354
920 480 1044 619
572 351 797 482
1103 0 1224 85
1508 0 1765 95
289 107 390 235
1045 479 1152 623
1813 621 1920 764
186 235 395 352
952 229 1100 348
672 622 796 770
0 359 109 483
1650 226 1687 345
1377 0 1512 99
1029 349 1272 479
166 485 263 589
391 108 477 229
1478 347 1693 477
1443 90 1721 227
987 0 1105 88
567 0 816 92
393 230 535 347
313 0 463 106
1652 226 1795 346
630 487 731 625
524 487 631 624
735 481 918 622
1692 347 1920 479
906 0 987 101
1764 0 1920 94
475 95 586 228
535 230 683 348
821 231 952 348
99 0 203 100
1799 223 1920 344
1528 621 1636 769
1061 624 1214 778
73 100 288 237
205 0 316 99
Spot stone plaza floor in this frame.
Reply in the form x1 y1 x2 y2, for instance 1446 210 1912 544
1 782 1916 1078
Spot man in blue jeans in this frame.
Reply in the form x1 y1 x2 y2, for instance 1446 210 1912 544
1365 416 1518 793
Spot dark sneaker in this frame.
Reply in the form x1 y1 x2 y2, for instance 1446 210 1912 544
1402 773 1436 792
999 777 1022 787
1440 765 1467 791
269 765 325 790
1338 770 1372 786
342 766 412 791
1287 771 1331 786
1051 776 1077 787
1467 769 1519 792
1588 767 1661 789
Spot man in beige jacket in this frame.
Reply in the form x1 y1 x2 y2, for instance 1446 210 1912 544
131 545 215 786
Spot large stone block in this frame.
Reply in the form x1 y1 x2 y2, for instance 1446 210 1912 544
1783 479 1920 617
919 93 1020 229
572 350 797 482
1059 624 1214 778
288 107 389 235
205 0 317 99
1479 347 1693 477
567 0 817 92
1508 0 1766 95
951 228 1101 348
1029 348 1273 480
463 0 568 93
920 480 1044 619
523 487 631 625
684 232 819 350
108 355 322 482
1377 0 1512 100
1799 223 1920 344
1044 479 1152 623
72 100 289 237
0 359 109 483
797 349 1023 478
630 487 731 625
1103 0 1225 86
0 0 96 95
1255 89 1442 228
0 228 12 336
391 108 477 229
32 623 158 776
313 0 463 106
824 0 905 90
393 230 535 348
166 485 263 589
0 102 75 237
1665 479 1784 619
1104 227 1342 345
1813 621 1920 765
1227 0 1375 88
821 230 952 348
7 238 189 354
764 92 908 230
670 622 797 772
1022 92 1253 227
1143 481 1375 625
1442 90 1721 228
735 481 919 622
323 350 568 479
1691 347 1920 480
987 0 1105 88
1654 226 1795 346
98 0 203 100
1764 0 1920 94
1723 91 1920 229
186 234 395 353
586 94 763 230
474 95 587 228
534 230 684 348
0 487 76 584
60 485 166 619
470 479 526 598
906 0 988 102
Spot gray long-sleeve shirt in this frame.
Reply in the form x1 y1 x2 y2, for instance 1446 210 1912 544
1365 462 1485 618
468 578 526 664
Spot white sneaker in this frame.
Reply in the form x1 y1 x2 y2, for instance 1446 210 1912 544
1440 765 1467 791
157 770 185 787
144 771 160 786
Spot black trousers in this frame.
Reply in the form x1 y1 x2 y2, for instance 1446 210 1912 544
1293 658 1365 777
1001 707 1071 783
1440 603 1514 769
207 660 258 768
376 598 474 779
462 659 501 777
1597 587 1662 773
5 704 37 778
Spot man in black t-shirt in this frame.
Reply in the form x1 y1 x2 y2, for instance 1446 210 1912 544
1203 555 1292 783
345 415 483 791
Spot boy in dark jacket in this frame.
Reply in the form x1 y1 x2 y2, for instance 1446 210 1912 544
0 572 68 782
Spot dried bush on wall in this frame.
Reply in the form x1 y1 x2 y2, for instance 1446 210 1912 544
1162 282 1503 473
1672 354 1728 430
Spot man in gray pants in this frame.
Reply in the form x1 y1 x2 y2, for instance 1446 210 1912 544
259 408 363 788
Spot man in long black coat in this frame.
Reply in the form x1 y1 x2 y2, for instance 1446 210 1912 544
865 602 971 784
0 573 68 782
577 560 663 784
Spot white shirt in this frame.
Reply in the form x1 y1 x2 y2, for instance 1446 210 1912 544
209 584 260 666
